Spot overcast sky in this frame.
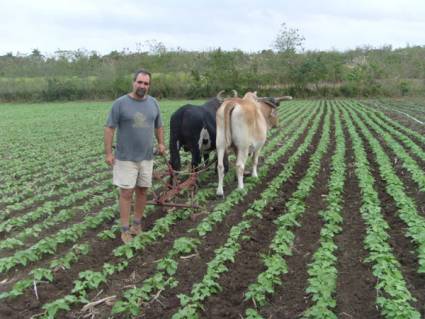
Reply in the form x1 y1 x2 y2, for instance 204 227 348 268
1 0 425 56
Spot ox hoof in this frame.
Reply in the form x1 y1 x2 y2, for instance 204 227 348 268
216 190 224 198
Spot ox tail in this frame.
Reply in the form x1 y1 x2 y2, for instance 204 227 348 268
169 113 181 171
202 114 216 149
220 101 237 151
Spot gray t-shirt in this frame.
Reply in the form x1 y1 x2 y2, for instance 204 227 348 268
105 94 163 161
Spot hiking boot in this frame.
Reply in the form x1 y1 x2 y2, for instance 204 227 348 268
130 224 142 236
121 231 133 244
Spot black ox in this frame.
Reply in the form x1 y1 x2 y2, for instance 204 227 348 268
169 91 234 172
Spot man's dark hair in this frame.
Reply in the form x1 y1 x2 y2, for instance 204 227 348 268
133 69 151 82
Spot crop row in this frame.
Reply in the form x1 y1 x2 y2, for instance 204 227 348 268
344 103 425 273
358 104 425 161
341 104 420 319
243 105 331 318
171 103 325 318
35 101 312 318
352 102 425 191
302 103 346 319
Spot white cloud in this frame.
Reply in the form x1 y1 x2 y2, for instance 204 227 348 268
1 0 424 55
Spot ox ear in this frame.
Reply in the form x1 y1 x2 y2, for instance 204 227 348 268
271 108 277 117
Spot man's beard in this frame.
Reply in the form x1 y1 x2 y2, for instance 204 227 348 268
135 88 147 98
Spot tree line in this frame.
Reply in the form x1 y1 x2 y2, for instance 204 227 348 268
1 44 425 102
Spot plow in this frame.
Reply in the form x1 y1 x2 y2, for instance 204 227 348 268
146 154 215 209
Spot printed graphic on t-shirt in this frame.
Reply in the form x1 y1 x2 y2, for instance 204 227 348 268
133 112 148 128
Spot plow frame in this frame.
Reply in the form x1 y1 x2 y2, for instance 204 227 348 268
146 154 215 209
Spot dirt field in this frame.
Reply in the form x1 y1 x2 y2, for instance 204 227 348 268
0 99 424 318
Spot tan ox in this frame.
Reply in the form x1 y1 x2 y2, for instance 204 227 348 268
216 91 292 196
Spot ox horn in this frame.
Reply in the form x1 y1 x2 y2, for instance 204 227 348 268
216 90 226 102
274 96 293 102
231 89 238 97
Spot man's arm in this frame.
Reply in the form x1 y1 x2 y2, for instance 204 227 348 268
104 126 116 166
155 127 166 155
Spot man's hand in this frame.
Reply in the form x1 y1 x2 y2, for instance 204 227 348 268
157 143 166 155
104 127 115 166
105 153 115 166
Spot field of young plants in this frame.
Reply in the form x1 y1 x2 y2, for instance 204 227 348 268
0 97 424 319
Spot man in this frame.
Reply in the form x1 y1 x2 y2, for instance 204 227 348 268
104 69 165 244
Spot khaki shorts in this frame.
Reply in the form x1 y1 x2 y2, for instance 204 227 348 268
113 160 153 189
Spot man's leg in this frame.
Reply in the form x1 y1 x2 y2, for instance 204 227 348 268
130 160 153 235
119 188 134 228
131 186 147 235
113 160 139 244
119 187 134 243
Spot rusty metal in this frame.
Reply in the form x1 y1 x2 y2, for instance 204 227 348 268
146 154 210 209
147 170 199 208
